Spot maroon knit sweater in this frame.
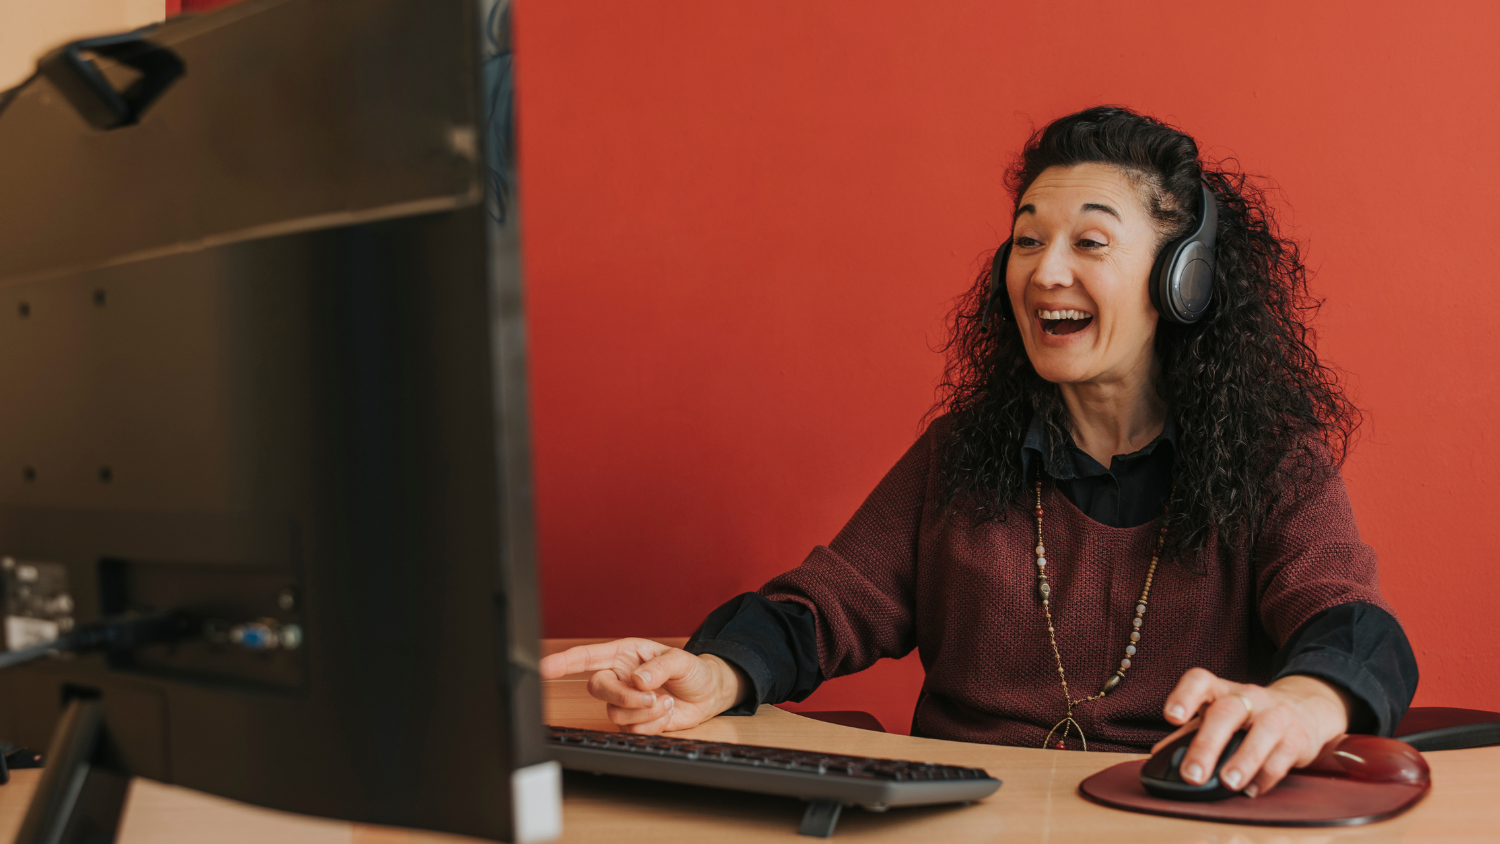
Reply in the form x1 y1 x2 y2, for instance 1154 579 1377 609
759 420 1392 752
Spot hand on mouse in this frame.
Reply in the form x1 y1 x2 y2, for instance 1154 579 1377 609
539 638 750 734
1152 668 1355 798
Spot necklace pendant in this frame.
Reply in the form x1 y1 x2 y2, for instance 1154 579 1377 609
1038 579 1051 600
1045 715 1088 752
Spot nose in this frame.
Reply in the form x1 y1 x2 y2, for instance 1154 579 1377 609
1031 241 1074 290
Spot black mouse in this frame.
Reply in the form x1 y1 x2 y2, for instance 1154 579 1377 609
1139 729 1247 801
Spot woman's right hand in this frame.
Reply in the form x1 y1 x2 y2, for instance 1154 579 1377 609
539 638 749 734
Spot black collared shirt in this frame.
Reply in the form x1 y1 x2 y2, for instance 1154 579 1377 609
1020 413 1178 529
688 418 1418 736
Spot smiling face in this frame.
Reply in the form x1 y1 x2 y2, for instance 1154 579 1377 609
1005 163 1165 387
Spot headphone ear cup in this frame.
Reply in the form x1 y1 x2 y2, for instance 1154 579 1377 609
1151 184 1218 324
981 241 1013 329
1153 238 1215 324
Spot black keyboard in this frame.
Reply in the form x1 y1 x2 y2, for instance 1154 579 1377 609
547 725 1001 837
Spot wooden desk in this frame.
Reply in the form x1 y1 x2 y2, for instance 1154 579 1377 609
0 638 1490 842
543 671 1499 843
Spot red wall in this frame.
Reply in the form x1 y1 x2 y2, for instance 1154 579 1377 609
518 0 1500 734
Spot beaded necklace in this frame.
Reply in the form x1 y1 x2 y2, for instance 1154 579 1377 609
1033 477 1170 751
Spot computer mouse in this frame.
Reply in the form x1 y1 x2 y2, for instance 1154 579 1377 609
1139 729 1247 801
1140 731 1431 802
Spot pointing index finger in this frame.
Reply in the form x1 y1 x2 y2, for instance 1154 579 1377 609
539 642 628 679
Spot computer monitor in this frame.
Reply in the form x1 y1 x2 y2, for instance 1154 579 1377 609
0 0 556 841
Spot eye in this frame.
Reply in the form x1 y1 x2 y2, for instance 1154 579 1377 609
1076 238 1106 249
1014 236 1041 248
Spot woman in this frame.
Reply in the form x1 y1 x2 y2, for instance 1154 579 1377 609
541 107 1417 798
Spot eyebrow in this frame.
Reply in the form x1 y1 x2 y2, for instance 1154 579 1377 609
1082 202 1120 220
1014 202 1121 221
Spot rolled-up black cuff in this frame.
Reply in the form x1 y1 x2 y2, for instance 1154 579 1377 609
684 637 769 716
1272 602 1418 736
1275 650 1386 734
684 592 823 716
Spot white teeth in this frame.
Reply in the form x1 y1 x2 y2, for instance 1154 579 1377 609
1035 309 1093 321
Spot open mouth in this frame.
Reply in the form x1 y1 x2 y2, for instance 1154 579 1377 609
1037 308 1094 336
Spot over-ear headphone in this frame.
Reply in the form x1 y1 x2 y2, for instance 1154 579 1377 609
980 182 1219 328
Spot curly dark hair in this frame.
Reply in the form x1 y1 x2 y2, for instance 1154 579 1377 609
933 106 1359 558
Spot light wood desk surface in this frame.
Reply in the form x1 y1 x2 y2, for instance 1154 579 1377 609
0 637 1488 843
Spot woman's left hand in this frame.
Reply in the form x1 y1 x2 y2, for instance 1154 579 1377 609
1153 668 1354 797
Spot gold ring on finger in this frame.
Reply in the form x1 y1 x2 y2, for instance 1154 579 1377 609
1232 692 1253 722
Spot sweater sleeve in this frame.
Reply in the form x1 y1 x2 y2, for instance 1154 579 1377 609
755 425 935 681
1252 458 1418 733
1252 462 1393 643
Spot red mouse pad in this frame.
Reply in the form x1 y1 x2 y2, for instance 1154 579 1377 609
1078 736 1430 827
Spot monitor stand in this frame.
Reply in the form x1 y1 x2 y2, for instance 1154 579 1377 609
15 698 131 844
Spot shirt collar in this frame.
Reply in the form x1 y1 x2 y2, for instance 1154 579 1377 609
1021 412 1178 481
